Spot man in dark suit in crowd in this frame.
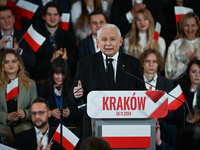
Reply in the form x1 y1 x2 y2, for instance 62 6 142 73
78 11 108 60
0 6 36 76
32 2 77 82
14 98 63 150
70 24 146 141
110 0 166 38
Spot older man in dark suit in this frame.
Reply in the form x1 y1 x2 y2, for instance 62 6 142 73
70 24 146 141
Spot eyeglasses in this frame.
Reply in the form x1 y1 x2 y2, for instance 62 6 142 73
31 111 48 116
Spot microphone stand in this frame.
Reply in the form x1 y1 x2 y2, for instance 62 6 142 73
60 103 63 150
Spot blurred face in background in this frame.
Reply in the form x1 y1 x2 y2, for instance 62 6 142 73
183 17 199 40
53 72 65 87
142 53 158 76
189 63 200 86
176 0 184 6
136 13 149 33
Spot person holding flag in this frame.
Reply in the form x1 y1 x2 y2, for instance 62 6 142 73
174 60 200 129
0 49 37 147
14 98 66 150
123 8 166 58
0 6 36 76
165 12 200 81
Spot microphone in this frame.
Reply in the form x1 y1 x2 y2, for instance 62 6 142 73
120 60 185 104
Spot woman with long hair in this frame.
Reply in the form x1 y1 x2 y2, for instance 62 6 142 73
0 49 37 146
165 12 200 81
123 8 166 58
174 60 200 129
38 57 82 128
71 0 112 40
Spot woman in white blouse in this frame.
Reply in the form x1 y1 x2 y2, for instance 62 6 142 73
71 0 112 41
165 12 200 80
123 8 166 58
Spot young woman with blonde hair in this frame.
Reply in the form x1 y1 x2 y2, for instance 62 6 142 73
123 8 166 58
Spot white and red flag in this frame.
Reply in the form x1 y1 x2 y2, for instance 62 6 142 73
153 22 161 41
15 0 38 19
168 84 185 113
174 6 193 23
102 125 151 149
59 13 70 31
6 77 18 102
52 124 79 150
23 25 46 52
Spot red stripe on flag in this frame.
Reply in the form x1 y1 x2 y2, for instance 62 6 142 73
59 22 69 30
103 137 150 148
169 92 185 113
153 31 159 41
52 131 75 150
7 0 17 11
175 14 184 23
23 31 40 52
148 99 168 118
6 87 18 102
15 7 34 19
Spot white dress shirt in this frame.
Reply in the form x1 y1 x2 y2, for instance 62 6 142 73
102 51 119 82
143 73 158 91
35 126 49 150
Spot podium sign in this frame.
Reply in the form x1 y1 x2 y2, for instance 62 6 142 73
87 90 168 119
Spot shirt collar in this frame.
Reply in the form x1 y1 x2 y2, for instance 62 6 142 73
102 51 119 61
34 125 50 136
143 73 158 83
1 29 14 37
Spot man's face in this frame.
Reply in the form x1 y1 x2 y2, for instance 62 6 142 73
31 102 51 129
142 53 158 75
97 28 123 57
0 9 15 32
43 7 61 28
89 14 107 36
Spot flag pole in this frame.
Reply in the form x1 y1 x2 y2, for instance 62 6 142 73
18 36 24 45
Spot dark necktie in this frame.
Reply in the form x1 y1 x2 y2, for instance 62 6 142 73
106 58 115 88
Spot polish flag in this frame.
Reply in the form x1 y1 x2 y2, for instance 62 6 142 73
52 124 79 150
168 84 186 113
6 77 18 102
15 0 38 19
153 22 161 42
102 125 151 149
174 6 193 23
23 25 46 52
59 13 70 31
7 0 17 11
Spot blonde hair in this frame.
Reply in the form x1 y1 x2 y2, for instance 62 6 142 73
128 8 161 57
0 50 31 89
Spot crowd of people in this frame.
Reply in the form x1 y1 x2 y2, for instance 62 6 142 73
1 0 200 150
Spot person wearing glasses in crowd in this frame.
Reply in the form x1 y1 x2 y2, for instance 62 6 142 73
14 98 64 150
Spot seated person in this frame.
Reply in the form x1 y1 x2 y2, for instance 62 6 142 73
14 98 64 150
0 50 37 146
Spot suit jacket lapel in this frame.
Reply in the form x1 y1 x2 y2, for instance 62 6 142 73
18 83 26 109
0 84 7 111
94 52 110 88
155 75 163 91
115 53 126 89
88 36 95 55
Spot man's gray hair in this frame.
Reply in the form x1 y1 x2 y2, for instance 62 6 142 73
97 24 121 38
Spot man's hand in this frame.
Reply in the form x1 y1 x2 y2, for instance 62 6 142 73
51 48 67 62
10 38 20 52
0 38 11 50
186 49 198 63
17 109 25 119
7 111 19 121
156 119 162 146
73 80 83 99
51 108 60 119
131 0 146 17
63 107 70 118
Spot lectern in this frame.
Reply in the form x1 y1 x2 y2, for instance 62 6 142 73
87 91 168 150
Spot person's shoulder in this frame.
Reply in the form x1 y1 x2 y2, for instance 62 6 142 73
71 1 81 8
16 127 34 138
158 36 165 43
14 28 25 36
121 52 140 62
158 75 173 83
78 52 100 63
